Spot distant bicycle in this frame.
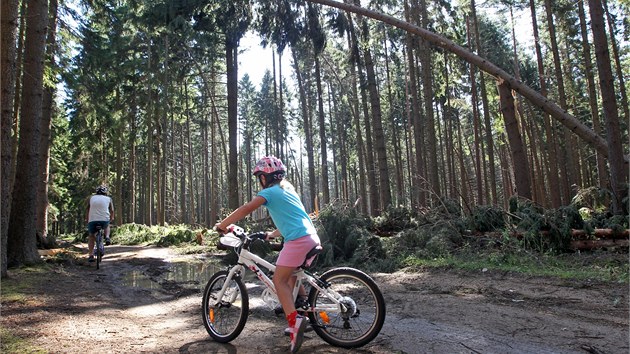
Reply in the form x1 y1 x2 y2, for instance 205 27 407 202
202 225 386 348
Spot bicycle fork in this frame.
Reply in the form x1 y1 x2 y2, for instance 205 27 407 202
211 265 246 306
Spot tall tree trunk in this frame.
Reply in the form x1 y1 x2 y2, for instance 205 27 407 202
404 0 425 208
184 81 195 224
115 120 123 223
443 52 457 200
587 0 627 214
1 0 20 277
7 0 49 267
529 0 561 207
128 93 137 223
466 16 484 205
544 0 574 204
209 96 217 225
179 122 186 224
292 49 316 211
356 49 379 215
577 0 607 189
602 0 629 124
35 0 57 242
145 46 154 226
418 0 440 204
383 34 404 205
498 80 532 200
227 42 239 211
11 0 26 173
471 0 497 205
314 56 330 205
361 18 391 212
345 25 367 213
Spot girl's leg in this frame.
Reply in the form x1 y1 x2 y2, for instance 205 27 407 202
274 265 307 352
273 265 297 315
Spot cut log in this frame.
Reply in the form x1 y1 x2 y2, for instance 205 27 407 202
570 239 629 250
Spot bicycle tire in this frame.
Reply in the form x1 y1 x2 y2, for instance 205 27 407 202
96 230 103 270
307 267 386 348
201 270 249 343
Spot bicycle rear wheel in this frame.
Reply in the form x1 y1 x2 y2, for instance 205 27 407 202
201 270 249 343
96 230 103 270
308 267 386 348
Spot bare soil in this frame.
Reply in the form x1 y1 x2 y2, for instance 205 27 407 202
2 243 628 354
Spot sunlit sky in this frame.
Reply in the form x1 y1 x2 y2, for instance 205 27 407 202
238 32 274 87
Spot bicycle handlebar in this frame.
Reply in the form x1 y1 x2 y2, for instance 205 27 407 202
216 224 268 241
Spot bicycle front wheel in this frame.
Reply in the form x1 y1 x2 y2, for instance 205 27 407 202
308 267 386 348
201 270 249 343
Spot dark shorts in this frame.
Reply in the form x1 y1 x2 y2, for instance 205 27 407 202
88 221 109 234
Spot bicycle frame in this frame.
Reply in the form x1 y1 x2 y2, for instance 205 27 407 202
210 244 346 314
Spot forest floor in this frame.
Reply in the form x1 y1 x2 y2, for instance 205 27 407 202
1 242 628 354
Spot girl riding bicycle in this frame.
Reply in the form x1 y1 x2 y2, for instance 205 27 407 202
215 156 320 353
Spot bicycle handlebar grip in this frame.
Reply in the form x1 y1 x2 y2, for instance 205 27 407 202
249 232 267 241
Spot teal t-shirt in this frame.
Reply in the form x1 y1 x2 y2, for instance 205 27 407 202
257 184 316 241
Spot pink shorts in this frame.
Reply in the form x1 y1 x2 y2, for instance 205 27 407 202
276 234 321 268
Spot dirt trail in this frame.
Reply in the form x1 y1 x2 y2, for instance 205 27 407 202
2 244 628 354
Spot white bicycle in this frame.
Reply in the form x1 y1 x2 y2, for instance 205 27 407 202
201 225 386 348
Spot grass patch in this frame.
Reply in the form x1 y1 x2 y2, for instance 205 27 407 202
0 328 47 354
2 265 52 303
401 250 628 283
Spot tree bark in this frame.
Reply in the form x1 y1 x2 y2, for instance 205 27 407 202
292 48 317 212
577 0 608 189
1 0 20 277
404 0 425 207
226 41 239 211
418 0 440 204
528 0 561 208
471 0 497 205
314 56 330 205
7 0 49 267
345 24 367 213
601 0 629 124
587 0 627 214
498 79 532 200
360 18 391 212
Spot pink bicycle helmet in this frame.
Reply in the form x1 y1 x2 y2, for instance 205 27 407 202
253 156 286 176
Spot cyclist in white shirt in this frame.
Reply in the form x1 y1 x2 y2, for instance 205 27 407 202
85 185 114 262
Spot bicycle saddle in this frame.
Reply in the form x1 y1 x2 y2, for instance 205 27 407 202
300 245 322 269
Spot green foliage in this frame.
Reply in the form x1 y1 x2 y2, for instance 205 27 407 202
397 221 463 259
315 202 373 266
155 225 196 247
372 205 417 234
510 200 582 253
111 224 213 248
467 204 505 232
112 223 158 245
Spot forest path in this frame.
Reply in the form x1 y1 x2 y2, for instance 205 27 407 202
2 244 627 353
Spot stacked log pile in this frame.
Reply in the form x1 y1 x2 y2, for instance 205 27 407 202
565 229 629 250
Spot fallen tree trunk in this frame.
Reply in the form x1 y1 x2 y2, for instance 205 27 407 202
472 229 629 240
466 229 629 250
571 239 629 250
568 228 629 240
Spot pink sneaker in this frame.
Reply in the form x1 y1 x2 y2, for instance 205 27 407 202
289 315 307 353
